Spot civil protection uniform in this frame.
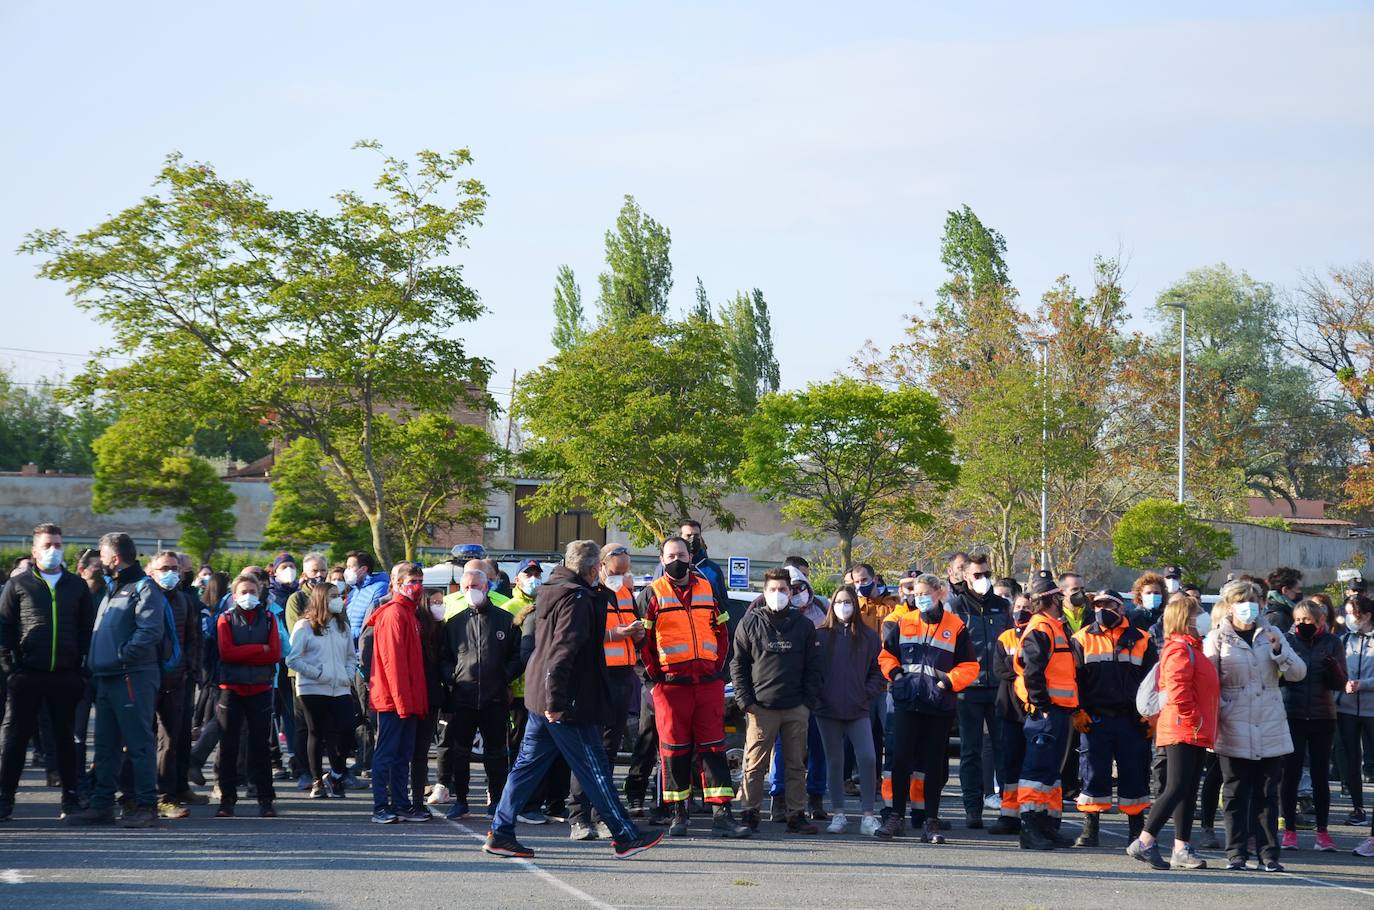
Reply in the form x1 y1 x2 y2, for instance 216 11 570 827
1014 611 1078 828
1072 619 1156 818
993 625 1028 823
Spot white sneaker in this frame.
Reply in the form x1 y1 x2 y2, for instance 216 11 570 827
1355 836 1374 858
425 784 450 806
827 812 847 834
983 794 1002 811
860 814 880 836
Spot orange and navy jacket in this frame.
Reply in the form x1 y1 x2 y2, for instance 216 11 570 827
994 625 1027 722
640 572 729 684
878 605 979 715
1072 620 1157 715
603 582 638 669
1014 611 1079 711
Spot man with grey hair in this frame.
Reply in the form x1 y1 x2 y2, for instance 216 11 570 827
484 541 663 860
68 532 166 828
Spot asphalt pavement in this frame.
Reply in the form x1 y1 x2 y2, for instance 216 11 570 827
2 761 1373 910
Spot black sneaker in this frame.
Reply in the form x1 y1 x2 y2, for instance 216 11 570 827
1258 860 1285 873
484 830 534 858
987 815 1020 836
372 807 399 824
1225 857 1247 871
0 799 12 822
119 805 158 828
965 814 984 830
398 806 431 822
613 830 664 859
739 808 761 832
1346 808 1369 827
712 805 752 838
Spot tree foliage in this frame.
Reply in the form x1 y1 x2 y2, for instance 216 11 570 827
21 143 496 565
596 195 673 325
739 378 958 571
515 314 745 545
263 437 372 561
719 288 781 413
0 370 112 474
551 264 586 352
1112 498 1237 583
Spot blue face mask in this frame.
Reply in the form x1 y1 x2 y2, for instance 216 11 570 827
1143 592 1162 612
856 581 876 597
157 570 181 591
915 594 938 617
1232 601 1260 625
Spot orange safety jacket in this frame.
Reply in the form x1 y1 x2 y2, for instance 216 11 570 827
645 575 721 668
1014 612 1078 710
603 582 638 668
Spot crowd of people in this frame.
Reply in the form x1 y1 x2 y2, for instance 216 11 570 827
2 521 1374 872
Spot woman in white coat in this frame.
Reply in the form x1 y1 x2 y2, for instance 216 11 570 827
1204 578 1306 872
287 582 359 798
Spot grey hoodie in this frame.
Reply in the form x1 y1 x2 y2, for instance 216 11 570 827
1337 627 1374 718
89 564 166 677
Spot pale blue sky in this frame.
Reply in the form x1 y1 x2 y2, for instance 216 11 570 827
2 1 1372 401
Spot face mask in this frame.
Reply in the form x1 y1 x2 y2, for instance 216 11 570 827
236 593 260 611
36 547 64 572
399 581 423 603
466 587 487 607
1195 611 1212 638
1069 590 1090 609
343 568 360 587
327 597 345 614
1095 608 1121 630
276 566 297 585
430 604 445 621
1295 622 1317 641
1143 592 1163 612
971 576 992 596
686 537 702 556
156 570 181 591
789 591 809 608
332 580 347 594
1232 601 1260 625
664 559 690 581
834 600 855 622
915 594 939 619
604 574 625 592
856 581 876 597
1165 578 1180 594
520 578 542 597
765 590 789 612
1013 608 1032 627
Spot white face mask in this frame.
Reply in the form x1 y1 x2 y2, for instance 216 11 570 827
466 587 487 607
343 567 360 587
236 593 260 611
36 546 64 572
604 574 625 592
834 600 855 622
276 566 298 585
971 576 992 596
789 591 809 608
1165 578 1181 594
430 603 445 621
333 580 347 595
520 578 542 596
1232 601 1260 626
1195 610 1212 638
327 597 345 614
765 590 790 612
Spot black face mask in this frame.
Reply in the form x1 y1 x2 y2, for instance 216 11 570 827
1096 609 1121 630
664 559 690 581
1295 622 1317 641
1013 608 1033 627
1069 590 1090 609
686 536 703 556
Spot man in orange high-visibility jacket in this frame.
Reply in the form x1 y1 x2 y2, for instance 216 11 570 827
1013 571 1079 851
640 536 744 838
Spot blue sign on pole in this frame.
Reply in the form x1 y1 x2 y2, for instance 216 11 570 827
727 556 751 590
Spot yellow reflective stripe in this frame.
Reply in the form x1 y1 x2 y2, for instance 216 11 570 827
716 611 729 623
663 788 692 801
702 786 734 798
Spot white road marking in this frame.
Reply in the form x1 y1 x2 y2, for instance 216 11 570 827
1 869 28 884
445 818 619 910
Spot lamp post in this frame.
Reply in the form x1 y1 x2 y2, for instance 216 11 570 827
1162 301 1187 504
1032 337 1050 572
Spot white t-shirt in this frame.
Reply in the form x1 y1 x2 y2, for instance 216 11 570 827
40 570 63 588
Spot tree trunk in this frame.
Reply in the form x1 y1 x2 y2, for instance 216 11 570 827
841 534 854 576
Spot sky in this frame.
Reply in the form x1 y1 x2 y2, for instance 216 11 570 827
2 1 1372 405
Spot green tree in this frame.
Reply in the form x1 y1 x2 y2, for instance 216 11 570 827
550 264 586 352
263 437 372 560
719 289 781 412
691 276 712 322
738 378 959 571
90 413 237 560
22 143 495 565
0 371 114 473
596 195 672 325
938 203 1012 317
1112 498 1237 583
515 314 744 545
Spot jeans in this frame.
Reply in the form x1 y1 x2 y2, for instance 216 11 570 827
955 691 1001 816
492 713 639 842
91 668 160 810
817 715 875 813
373 711 417 812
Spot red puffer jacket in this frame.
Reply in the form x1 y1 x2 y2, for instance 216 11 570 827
365 598 429 719
1157 633 1219 748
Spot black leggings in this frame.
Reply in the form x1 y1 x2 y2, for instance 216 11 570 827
889 708 952 821
1199 752 1222 828
1338 713 1374 813
1143 742 1204 841
300 694 353 780
1283 717 1335 829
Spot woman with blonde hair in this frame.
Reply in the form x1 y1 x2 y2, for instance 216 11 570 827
1205 578 1306 872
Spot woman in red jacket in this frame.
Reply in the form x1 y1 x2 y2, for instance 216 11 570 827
1127 593 1218 871
214 574 283 818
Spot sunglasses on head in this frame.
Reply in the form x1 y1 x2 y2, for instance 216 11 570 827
606 546 629 557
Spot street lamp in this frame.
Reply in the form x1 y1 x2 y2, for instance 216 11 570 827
1162 301 1187 504
1031 337 1050 571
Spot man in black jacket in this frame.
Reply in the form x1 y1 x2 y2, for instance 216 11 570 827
0 523 95 821
437 566 522 819
732 568 823 834
947 553 1011 828
483 540 662 860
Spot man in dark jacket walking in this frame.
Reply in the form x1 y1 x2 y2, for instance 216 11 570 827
483 541 662 860
437 566 522 819
68 531 166 828
733 568 822 834
0 523 96 821
947 553 1011 828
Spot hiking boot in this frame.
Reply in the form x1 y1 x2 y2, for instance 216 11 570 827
668 803 690 837
769 797 787 823
157 800 189 819
1045 817 1074 848
787 812 819 834
987 815 1020 836
1196 826 1220 849
1170 842 1207 869
1126 837 1170 870
569 820 597 840
1019 813 1055 851
808 793 829 821
740 808 761 832
711 805 751 838
874 813 904 839
66 805 117 826
1074 812 1099 847
921 818 946 844
965 813 983 829
484 830 534 858
120 805 158 828
612 830 664 859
